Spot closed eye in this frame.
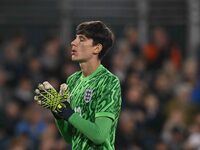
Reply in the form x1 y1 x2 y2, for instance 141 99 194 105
79 37 85 42
77 34 87 42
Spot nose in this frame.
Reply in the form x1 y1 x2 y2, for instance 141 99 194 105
71 38 77 47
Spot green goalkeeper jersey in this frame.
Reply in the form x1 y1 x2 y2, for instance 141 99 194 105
66 64 121 150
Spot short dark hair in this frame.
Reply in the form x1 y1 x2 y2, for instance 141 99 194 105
76 21 114 59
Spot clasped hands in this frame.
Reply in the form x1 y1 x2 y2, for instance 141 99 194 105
34 81 73 120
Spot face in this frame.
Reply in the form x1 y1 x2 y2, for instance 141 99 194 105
71 34 99 62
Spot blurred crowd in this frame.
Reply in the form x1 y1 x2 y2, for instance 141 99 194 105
0 26 200 150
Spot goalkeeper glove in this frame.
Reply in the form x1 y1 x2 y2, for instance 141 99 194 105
34 81 70 113
52 83 74 120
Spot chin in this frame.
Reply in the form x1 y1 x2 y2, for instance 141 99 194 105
71 58 78 62
72 56 87 63
71 57 80 62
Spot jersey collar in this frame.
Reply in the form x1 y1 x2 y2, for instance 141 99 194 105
80 64 103 81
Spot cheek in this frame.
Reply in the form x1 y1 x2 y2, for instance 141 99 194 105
79 44 93 55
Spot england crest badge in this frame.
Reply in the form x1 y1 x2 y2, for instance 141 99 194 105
84 89 93 103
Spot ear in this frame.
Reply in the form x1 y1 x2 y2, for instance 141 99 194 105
94 44 103 54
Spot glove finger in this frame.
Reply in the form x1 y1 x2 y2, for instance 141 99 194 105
34 88 50 101
37 82 59 101
34 89 54 107
34 95 39 101
59 83 68 96
37 83 56 97
43 81 57 93
34 95 47 105
34 95 51 109
43 81 54 89
59 83 70 103
38 83 45 90
34 89 58 111
34 96 46 107
36 85 56 99
35 89 51 102
35 89 40 94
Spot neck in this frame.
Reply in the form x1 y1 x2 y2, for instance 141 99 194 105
80 59 101 77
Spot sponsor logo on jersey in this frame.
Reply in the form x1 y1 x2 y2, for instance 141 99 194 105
84 89 93 103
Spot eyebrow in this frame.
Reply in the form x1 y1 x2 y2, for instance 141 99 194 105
77 34 87 39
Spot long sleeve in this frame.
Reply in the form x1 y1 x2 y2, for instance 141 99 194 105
55 119 73 144
68 113 113 145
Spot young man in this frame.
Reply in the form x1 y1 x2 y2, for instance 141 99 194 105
35 21 121 149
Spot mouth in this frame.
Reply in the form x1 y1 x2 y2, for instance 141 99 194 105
71 49 77 55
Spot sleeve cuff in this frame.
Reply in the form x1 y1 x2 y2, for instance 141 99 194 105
68 113 80 125
95 112 115 120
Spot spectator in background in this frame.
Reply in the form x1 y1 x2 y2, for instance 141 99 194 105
15 103 47 147
123 72 145 90
182 58 198 85
8 134 32 150
144 93 164 133
185 112 200 149
181 58 200 105
111 52 127 82
111 39 134 82
115 109 140 149
162 109 187 149
1 34 26 86
126 57 146 76
26 57 44 86
3 101 20 137
39 121 68 150
152 71 174 104
123 84 145 111
124 26 141 57
162 61 180 85
39 35 63 76
143 27 182 71
14 77 33 107
0 100 21 150
154 140 169 150
116 40 134 68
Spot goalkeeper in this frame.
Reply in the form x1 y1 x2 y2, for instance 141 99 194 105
34 21 121 150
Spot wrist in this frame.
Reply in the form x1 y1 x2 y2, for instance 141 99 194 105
60 108 74 120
